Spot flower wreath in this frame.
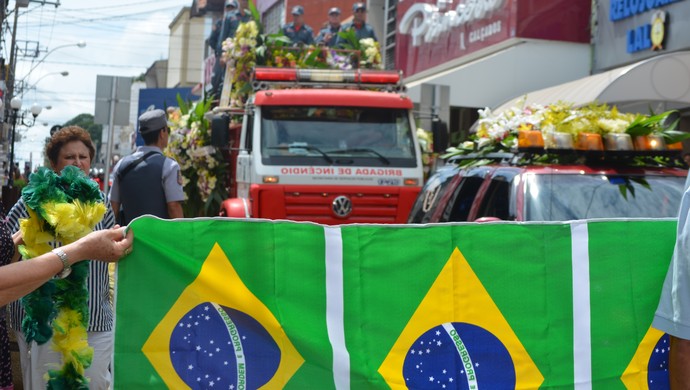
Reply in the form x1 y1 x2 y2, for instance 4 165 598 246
18 165 106 389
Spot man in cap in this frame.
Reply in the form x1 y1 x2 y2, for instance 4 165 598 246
339 2 377 43
208 0 239 97
281 5 315 46
315 7 341 47
208 0 238 57
219 0 252 46
109 109 185 224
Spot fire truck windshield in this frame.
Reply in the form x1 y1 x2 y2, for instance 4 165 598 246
260 106 418 167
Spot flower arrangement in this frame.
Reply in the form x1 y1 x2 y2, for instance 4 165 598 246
165 95 228 217
219 26 386 108
359 38 382 69
221 20 259 107
445 100 687 165
18 165 107 388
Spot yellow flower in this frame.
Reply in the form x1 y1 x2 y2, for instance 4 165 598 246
77 201 107 230
518 123 533 132
52 308 93 372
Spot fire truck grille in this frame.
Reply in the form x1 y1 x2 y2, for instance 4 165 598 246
282 190 401 224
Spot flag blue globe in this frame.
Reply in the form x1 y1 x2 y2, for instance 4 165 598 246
170 302 281 389
647 333 669 389
403 322 516 389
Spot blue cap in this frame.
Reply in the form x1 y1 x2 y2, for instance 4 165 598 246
225 0 238 8
353 2 366 11
328 7 341 15
291 5 304 15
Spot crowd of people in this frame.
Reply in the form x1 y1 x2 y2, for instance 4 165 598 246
208 1 378 96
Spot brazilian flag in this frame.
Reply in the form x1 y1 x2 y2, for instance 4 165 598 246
113 217 676 389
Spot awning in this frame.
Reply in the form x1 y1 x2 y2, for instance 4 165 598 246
404 40 591 108
493 50 690 113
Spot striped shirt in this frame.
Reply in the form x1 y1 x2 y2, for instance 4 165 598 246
6 192 116 332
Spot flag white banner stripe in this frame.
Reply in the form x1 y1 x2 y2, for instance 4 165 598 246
571 221 592 389
324 226 350 390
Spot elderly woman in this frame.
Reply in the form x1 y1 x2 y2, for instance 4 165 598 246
6 126 116 389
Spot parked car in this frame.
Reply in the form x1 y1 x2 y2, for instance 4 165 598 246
408 154 687 223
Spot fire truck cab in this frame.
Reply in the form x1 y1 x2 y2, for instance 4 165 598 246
213 67 424 224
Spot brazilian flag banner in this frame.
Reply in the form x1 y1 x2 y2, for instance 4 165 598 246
114 217 676 389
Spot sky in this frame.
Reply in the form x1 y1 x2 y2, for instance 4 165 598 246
5 0 193 169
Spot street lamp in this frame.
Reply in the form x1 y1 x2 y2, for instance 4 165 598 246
2 97 42 187
21 70 69 97
23 41 86 81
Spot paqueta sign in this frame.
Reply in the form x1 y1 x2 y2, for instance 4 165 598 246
396 0 513 77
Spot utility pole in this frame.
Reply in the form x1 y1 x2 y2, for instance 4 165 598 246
7 1 20 107
1 0 61 204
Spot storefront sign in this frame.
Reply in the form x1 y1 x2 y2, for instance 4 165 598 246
610 0 682 21
593 0 689 72
396 0 591 79
396 0 512 77
627 10 667 53
399 0 506 47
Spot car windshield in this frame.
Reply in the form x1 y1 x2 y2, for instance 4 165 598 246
260 106 417 167
524 173 685 221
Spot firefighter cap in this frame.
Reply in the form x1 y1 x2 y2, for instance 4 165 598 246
291 5 304 15
138 109 168 134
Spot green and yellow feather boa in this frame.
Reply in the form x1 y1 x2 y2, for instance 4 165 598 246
18 166 106 389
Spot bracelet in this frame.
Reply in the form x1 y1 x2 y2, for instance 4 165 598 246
52 248 72 279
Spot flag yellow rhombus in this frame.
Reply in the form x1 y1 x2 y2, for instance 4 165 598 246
621 326 667 388
142 243 304 389
379 247 543 389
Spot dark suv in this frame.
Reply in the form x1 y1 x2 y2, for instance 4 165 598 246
408 157 687 223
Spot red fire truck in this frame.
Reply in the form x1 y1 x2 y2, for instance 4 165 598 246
212 67 424 224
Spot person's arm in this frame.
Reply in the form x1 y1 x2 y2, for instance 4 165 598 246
163 160 185 219
669 335 690 389
315 29 325 44
109 161 122 223
208 19 221 51
0 226 133 306
306 27 315 45
167 202 184 219
110 200 121 223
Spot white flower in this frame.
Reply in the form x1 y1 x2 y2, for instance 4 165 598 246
360 38 375 47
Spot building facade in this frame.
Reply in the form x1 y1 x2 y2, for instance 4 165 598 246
394 0 592 142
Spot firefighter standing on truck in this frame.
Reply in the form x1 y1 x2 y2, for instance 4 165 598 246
338 2 377 43
315 7 341 48
109 109 185 224
282 5 315 46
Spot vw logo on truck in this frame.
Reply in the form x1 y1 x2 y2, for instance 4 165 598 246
332 196 353 218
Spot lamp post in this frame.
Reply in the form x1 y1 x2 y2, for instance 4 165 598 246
23 70 69 95
23 41 86 81
5 97 42 188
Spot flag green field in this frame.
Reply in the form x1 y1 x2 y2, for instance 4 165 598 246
113 217 676 389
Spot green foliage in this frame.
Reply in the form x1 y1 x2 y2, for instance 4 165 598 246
248 0 262 33
337 29 361 51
